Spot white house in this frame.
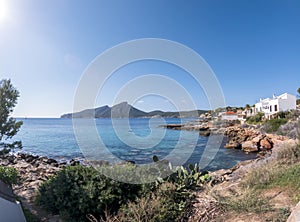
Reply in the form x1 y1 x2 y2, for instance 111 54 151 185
254 93 296 118
221 111 238 121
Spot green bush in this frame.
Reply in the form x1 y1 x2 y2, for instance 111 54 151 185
36 165 143 222
0 166 18 185
37 162 209 221
164 163 210 191
105 182 189 222
246 112 264 124
264 118 288 133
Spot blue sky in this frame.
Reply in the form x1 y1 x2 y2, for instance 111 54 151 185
0 0 299 117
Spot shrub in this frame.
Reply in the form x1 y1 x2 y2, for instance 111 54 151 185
263 118 288 133
102 182 189 222
278 120 300 139
164 164 210 191
215 190 271 213
246 112 264 124
36 165 143 222
37 161 210 221
0 166 18 186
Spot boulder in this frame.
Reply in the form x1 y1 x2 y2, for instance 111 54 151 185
241 141 259 153
200 130 211 137
260 138 273 149
46 158 58 165
252 135 264 143
225 141 241 149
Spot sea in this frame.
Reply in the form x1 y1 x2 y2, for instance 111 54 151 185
13 118 256 171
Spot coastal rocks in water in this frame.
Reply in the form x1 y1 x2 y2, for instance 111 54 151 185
70 158 80 166
162 123 210 131
224 126 280 154
225 141 241 149
199 130 211 137
241 141 259 153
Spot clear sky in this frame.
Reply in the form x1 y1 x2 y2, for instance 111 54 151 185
0 0 299 117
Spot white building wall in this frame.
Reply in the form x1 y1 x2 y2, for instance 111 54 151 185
222 114 238 120
278 93 296 111
254 93 296 117
255 102 263 113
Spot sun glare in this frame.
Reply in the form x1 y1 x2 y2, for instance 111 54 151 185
0 0 8 22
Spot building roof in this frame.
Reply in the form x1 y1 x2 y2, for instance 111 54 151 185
224 111 236 115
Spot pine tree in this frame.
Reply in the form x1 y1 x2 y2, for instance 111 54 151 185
0 79 23 154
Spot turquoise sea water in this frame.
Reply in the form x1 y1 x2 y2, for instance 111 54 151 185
14 118 256 171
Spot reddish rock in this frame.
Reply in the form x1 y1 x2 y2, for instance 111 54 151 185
241 141 259 153
225 142 241 149
260 138 273 149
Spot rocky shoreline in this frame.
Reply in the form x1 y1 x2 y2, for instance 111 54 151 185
163 121 295 155
0 123 297 221
0 153 81 221
223 125 293 153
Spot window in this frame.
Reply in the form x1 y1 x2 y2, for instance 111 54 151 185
275 105 278 112
270 106 272 112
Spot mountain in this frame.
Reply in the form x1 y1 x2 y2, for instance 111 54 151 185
60 102 207 118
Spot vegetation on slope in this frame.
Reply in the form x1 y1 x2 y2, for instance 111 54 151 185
36 162 210 222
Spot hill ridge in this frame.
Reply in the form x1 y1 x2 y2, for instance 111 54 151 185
61 102 207 118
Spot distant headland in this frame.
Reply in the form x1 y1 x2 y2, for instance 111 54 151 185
60 101 207 118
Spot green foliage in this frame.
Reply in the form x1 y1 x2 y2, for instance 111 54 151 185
0 166 19 185
113 182 189 222
164 163 210 191
246 112 264 124
264 118 288 133
243 143 300 202
36 165 142 222
216 191 271 213
0 79 23 153
245 163 300 203
297 99 300 105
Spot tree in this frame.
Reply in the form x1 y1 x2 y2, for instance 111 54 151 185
297 87 300 95
0 79 23 154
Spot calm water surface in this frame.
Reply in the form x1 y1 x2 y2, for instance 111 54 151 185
14 118 256 171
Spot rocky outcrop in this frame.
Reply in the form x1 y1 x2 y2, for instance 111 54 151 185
0 153 67 203
0 153 72 221
162 123 210 131
224 126 289 154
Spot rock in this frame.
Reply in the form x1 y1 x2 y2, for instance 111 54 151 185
241 141 259 153
50 162 59 167
200 130 211 137
252 135 263 143
260 138 273 149
7 155 16 164
0 159 9 166
45 158 57 164
70 159 80 166
25 156 35 163
225 142 241 149
18 162 30 169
